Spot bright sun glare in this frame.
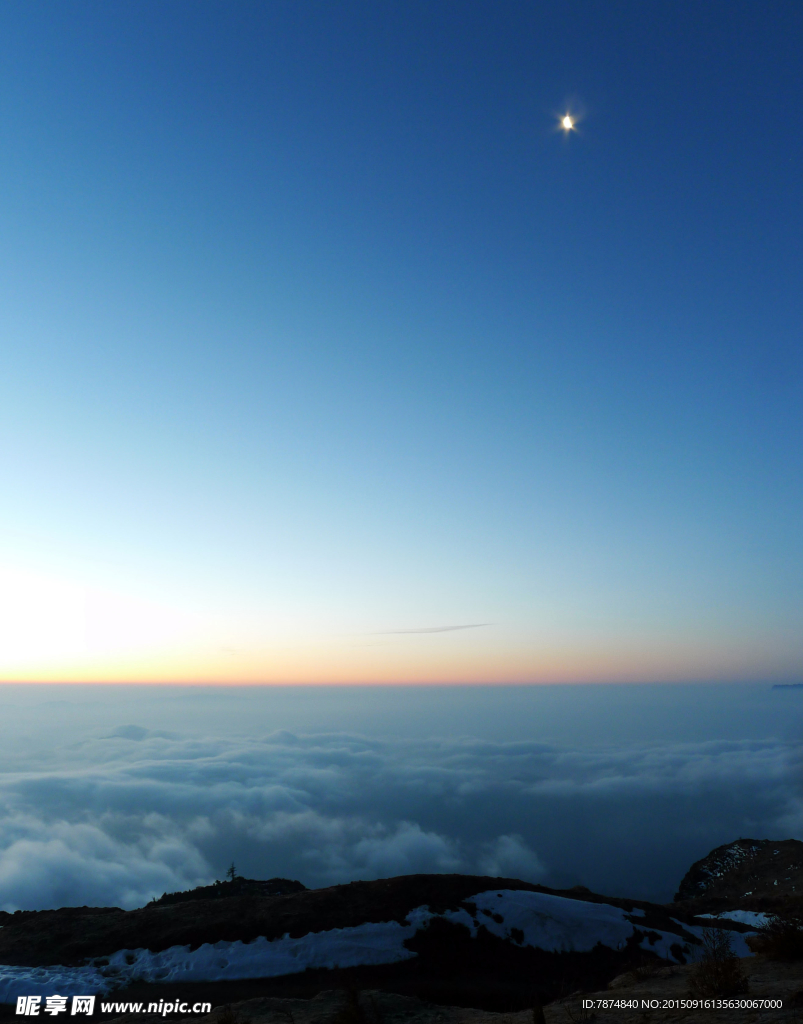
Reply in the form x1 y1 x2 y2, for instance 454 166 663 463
562 115 574 130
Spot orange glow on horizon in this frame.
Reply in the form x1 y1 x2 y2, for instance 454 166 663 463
1 565 799 687
1 637 797 687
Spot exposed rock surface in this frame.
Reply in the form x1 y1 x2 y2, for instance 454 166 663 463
547 955 803 1023
674 839 803 913
103 989 536 1024
96 957 803 1024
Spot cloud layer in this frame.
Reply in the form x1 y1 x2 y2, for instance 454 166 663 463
0 715 801 911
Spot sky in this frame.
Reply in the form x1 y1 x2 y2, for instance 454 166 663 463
1 0 802 683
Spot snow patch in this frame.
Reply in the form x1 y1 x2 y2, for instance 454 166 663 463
698 910 770 929
0 909 430 1004
447 890 720 961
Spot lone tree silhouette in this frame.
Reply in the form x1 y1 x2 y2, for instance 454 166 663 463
226 862 237 882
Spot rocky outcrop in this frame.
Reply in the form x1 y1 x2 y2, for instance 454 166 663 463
674 839 803 912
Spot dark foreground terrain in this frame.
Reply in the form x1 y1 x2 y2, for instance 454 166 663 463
0 874 713 1012
1 958 798 1024
0 873 713 968
0 839 801 1017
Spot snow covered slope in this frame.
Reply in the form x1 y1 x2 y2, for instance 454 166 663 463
0 889 752 1004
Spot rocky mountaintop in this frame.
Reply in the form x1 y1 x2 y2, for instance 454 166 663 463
674 838 803 913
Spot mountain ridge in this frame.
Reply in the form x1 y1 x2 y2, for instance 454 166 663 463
0 873 705 967
0 839 798 1013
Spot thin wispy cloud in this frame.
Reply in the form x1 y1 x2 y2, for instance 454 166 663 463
373 624 490 635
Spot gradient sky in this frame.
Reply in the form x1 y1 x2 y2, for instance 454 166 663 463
1 1 801 683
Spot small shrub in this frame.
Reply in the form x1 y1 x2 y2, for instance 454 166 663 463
688 927 748 997
563 1003 594 1023
332 989 383 1024
631 960 664 981
216 1006 251 1024
747 905 803 961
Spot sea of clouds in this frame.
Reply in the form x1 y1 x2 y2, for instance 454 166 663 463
0 684 801 911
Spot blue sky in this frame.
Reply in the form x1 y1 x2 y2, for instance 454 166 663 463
1 1 801 682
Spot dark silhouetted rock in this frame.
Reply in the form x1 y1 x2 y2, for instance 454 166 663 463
674 838 803 912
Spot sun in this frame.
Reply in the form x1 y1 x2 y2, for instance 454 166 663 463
561 115 575 131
